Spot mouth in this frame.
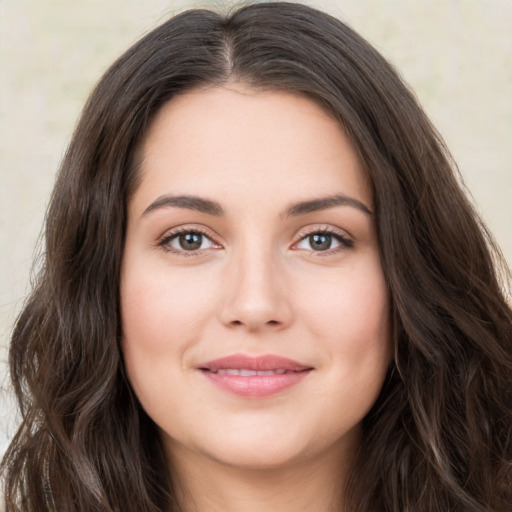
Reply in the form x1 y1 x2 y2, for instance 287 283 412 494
198 354 313 398
205 368 302 376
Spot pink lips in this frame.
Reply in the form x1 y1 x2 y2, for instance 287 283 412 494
199 354 313 398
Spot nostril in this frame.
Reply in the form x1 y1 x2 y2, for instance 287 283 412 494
229 319 280 327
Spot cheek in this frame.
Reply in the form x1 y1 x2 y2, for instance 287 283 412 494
305 261 389 339
305 263 391 428
120 273 208 434
119 259 218 409
121 261 217 356
299 257 391 386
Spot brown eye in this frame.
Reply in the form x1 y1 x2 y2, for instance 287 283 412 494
309 233 333 251
297 232 340 251
178 232 203 250
163 230 217 252
294 230 353 253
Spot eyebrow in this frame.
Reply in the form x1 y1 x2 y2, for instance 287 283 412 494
142 195 224 217
142 193 372 218
283 194 373 217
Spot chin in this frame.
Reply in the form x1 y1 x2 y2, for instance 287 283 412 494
162 421 316 471
172 421 357 473
206 441 310 471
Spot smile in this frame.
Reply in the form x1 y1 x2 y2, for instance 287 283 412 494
207 369 298 376
198 354 313 398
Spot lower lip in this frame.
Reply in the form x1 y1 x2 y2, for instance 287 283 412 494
201 370 312 398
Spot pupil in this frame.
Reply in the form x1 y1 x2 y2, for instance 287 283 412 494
179 232 202 250
310 233 331 251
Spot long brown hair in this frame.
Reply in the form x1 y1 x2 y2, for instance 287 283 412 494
3 2 511 511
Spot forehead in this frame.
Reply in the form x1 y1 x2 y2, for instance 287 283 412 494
131 83 372 216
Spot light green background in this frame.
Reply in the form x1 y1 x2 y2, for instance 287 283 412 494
1 0 511 452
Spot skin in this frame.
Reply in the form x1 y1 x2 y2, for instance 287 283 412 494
121 83 392 512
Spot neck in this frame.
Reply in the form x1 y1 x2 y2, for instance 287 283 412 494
167 443 354 512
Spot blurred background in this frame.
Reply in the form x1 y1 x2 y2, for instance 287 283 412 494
1 0 511 454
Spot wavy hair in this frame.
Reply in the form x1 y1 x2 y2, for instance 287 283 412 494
2 2 511 511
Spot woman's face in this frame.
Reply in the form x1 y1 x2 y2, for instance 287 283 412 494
121 84 391 471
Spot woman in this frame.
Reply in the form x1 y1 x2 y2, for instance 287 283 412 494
2 2 511 511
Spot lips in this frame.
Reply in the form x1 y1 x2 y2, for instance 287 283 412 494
198 354 313 398
208 369 296 375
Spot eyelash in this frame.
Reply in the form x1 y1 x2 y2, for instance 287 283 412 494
157 226 218 257
157 226 354 257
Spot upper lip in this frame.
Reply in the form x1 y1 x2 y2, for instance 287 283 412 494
199 354 312 372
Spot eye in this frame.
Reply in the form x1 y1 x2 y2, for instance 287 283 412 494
293 230 353 253
159 229 220 254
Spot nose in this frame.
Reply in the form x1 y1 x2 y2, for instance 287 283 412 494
218 247 293 332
